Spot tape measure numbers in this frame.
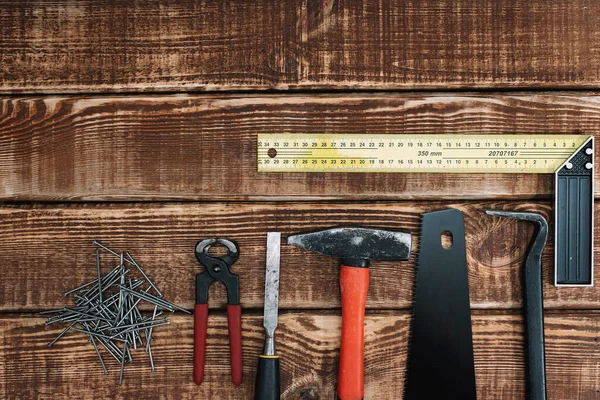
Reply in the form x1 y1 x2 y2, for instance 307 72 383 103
257 133 594 287
257 134 590 173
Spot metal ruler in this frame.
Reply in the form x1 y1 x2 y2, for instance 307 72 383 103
258 134 595 286
258 134 589 173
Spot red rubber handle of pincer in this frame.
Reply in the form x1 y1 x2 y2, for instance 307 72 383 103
194 303 209 385
227 304 243 387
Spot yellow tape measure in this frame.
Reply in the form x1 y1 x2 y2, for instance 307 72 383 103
257 134 591 173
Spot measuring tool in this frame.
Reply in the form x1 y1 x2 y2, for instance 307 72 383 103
258 134 594 286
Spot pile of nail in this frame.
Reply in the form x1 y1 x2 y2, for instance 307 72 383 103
42 241 191 384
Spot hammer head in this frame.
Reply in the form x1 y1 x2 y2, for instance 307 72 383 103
287 227 412 267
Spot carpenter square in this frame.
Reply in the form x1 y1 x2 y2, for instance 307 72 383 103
254 232 282 400
404 209 477 400
259 134 594 287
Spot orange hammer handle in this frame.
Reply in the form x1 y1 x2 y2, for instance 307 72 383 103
337 265 369 400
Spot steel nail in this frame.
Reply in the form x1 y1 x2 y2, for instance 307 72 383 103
125 252 162 297
48 321 77 347
119 341 128 385
96 249 103 303
148 343 155 372
83 322 108 374
145 305 159 352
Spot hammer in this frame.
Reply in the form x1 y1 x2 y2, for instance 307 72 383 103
287 227 412 400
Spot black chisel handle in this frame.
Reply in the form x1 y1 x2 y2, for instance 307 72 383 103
254 355 280 400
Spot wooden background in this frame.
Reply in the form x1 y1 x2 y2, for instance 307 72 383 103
1 1 599 399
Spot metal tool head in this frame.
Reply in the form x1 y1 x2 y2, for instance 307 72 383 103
483 210 549 252
195 238 239 267
263 232 281 356
287 227 412 267
195 238 240 305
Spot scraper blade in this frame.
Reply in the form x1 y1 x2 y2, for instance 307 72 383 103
404 208 477 400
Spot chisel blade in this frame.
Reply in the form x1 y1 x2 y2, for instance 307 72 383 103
263 232 281 337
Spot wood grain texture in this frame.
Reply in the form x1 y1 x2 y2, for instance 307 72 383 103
1 201 599 311
2 93 600 201
2 1 598 398
1 312 598 399
1 1 600 92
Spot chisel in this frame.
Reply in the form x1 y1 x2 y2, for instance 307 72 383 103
254 232 281 400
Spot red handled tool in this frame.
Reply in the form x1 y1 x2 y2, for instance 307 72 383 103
194 238 242 387
288 227 411 400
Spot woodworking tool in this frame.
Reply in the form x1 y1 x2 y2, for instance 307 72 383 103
484 210 549 400
287 227 412 400
404 209 476 400
254 232 282 400
258 133 594 287
194 238 243 387
554 140 594 286
44 241 189 383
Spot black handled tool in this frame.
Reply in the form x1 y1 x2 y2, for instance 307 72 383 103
485 210 548 400
254 232 281 400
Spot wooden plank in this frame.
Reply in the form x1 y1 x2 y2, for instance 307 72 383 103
1 201 599 311
1 94 599 201
1 1 600 92
1 312 598 399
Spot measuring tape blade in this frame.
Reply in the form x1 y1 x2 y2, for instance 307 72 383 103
257 134 590 173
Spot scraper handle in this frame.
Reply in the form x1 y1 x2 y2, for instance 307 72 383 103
337 265 369 400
